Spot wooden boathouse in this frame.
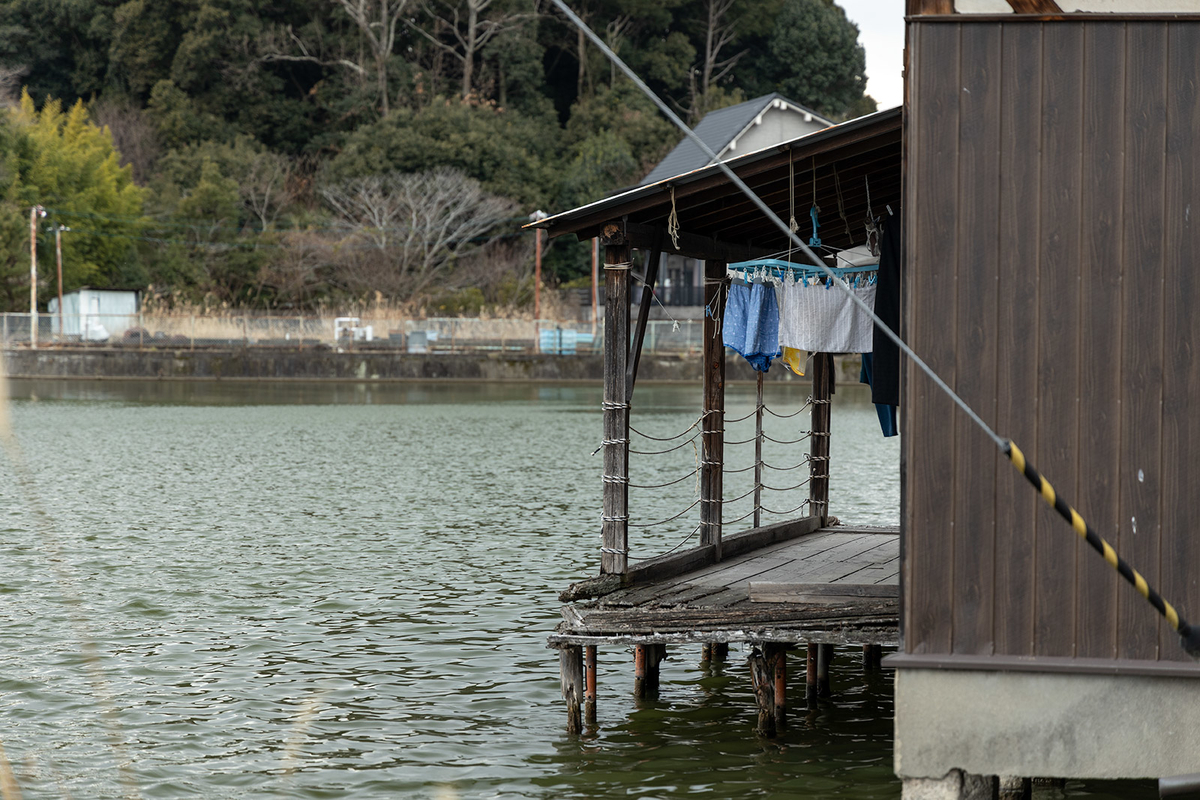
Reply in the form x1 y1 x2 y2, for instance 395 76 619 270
540 1 1200 795
894 3 1200 797
536 108 905 737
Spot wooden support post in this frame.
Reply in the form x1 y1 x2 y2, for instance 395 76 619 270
806 643 818 710
701 259 727 558
627 233 663 403
559 645 584 734
701 643 711 662
633 643 665 699
601 224 631 575
750 644 784 737
817 643 833 697
584 645 597 725
862 643 873 671
871 643 884 670
712 642 728 662
809 353 833 522
773 646 787 732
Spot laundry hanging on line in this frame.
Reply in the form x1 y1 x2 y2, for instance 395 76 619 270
722 281 781 372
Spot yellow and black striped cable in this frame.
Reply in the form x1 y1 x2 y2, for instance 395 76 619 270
1005 441 1200 657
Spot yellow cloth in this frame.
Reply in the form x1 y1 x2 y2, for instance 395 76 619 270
782 347 807 376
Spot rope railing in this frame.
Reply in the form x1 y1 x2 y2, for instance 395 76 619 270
608 388 822 563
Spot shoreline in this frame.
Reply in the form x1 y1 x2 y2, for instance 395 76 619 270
2 346 863 385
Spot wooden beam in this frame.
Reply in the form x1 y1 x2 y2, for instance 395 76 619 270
601 224 631 576
544 115 903 242
625 221 770 262
1006 0 1062 11
749 583 900 604
627 230 663 403
906 0 953 13
701 259 727 559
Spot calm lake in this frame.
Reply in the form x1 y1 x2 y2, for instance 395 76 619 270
0 379 1153 799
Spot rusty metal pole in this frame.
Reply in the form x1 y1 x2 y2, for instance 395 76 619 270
29 205 40 349
633 644 647 698
773 647 787 731
584 645 597 724
806 643 818 709
55 225 65 340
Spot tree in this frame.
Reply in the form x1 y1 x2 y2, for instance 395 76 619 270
334 0 412 115
11 90 145 295
319 167 518 298
741 0 868 118
412 0 536 101
328 100 558 207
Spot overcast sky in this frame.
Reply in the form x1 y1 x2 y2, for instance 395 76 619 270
838 0 906 110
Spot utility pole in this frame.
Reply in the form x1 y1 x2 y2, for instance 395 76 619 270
55 225 68 339
529 210 548 352
29 205 44 348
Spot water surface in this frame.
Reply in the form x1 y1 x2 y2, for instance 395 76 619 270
0 379 1153 799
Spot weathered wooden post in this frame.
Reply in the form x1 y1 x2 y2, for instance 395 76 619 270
559 645 584 733
601 222 631 575
701 641 730 663
701 259 727 559
810 353 832 522
584 645 597 724
750 644 786 737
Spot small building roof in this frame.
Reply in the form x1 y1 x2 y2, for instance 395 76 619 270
640 93 834 187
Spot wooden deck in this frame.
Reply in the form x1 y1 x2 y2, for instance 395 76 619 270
549 525 899 647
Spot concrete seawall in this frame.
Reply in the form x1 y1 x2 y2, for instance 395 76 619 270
2 347 861 384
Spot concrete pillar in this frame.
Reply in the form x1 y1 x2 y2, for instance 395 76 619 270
998 777 1030 800
902 770 997 800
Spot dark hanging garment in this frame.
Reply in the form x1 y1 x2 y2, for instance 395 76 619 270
871 212 902 408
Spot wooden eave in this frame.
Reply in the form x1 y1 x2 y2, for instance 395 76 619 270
531 107 903 261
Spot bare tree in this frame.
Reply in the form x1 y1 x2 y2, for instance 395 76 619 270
257 23 370 81
412 0 535 101
240 149 295 232
0 65 26 108
320 167 518 298
335 0 411 115
690 0 745 120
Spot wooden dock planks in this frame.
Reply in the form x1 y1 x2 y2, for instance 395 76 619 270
551 526 899 645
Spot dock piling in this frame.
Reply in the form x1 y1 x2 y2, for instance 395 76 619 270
773 646 787 731
633 643 664 699
806 643 818 709
559 645 584 734
817 643 833 697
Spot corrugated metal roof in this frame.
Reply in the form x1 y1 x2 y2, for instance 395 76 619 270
639 93 832 186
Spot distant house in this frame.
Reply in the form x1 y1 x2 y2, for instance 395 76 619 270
48 288 139 341
641 94 833 310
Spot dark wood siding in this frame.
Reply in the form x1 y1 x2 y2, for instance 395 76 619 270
905 19 1200 666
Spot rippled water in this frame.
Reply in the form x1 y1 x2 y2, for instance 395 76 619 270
0 379 1154 799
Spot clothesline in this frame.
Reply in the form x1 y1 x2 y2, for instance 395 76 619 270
728 258 878 281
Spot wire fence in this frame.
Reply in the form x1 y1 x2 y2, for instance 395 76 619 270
0 312 709 355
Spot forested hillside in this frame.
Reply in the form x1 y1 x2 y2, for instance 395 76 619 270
0 0 873 313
